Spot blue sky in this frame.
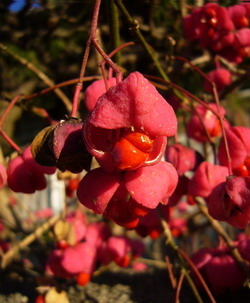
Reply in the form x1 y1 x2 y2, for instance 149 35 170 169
8 0 41 12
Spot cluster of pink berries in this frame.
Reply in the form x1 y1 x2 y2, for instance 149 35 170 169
46 211 145 285
167 100 250 230
184 2 250 63
1 64 250 297
1 69 250 233
191 233 250 295
184 2 250 93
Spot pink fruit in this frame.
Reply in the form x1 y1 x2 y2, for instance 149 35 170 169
208 176 250 229
77 161 178 228
7 155 47 194
84 77 117 112
83 72 176 172
0 163 7 188
188 161 228 198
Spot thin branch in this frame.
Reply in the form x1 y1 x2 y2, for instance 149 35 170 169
178 249 216 303
144 74 220 118
70 0 100 117
0 43 72 112
160 217 204 303
212 85 232 175
71 0 122 117
173 56 233 174
175 271 184 303
108 0 121 64
165 255 177 289
0 95 23 127
195 198 250 278
1 213 60 269
92 39 123 82
99 41 135 72
24 76 101 103
114 0 170 82
0 129 21 153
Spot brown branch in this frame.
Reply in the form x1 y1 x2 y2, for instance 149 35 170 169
160 217 204 303
165 255 177 289
175 271 184 303
178 249 216 303
24 76 101 102
71 0 123 117
144 74 220 118
1 213 60 269
195 198 250 278
0 43 72 112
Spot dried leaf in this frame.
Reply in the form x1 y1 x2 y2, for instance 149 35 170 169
45 287 69 303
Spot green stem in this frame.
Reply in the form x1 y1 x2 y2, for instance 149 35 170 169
115 0 168 79
161 218 204 303
108 0 121 65
195 198 250 279
114 0 183 100
0 43 72 113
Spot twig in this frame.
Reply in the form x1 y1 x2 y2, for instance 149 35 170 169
178 249 216 303
0 95 24 127
144 74 220 118
195 198 250 278
175 271 184 303
71 0 122 117
1 213 60 269
174 56 232 174
165 255 177 289
108 0 121 64
99 41 135 72
0 129 21 153
24 76 101 102
160 217 204 303
71 0 101 117
0 43 72 112
114 0 169 81
212 85 232 175
136 257 168 268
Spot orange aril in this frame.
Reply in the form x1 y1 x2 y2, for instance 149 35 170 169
111 129 154 171
233 164 249 177
244 157 250 171
237 16 249 28
77 272 91 286
112 137 148 170
129 199 150 217
123 130 154 153
115 255 130 268
149 228 161 239
57 240 69 249
209 119 221 137
104 196 140 229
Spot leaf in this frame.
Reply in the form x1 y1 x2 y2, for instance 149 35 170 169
45 287 69 303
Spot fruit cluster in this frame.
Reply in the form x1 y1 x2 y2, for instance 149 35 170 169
1 1 250 299
184 2 250 63
46 211 145 284
184 2 250 93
